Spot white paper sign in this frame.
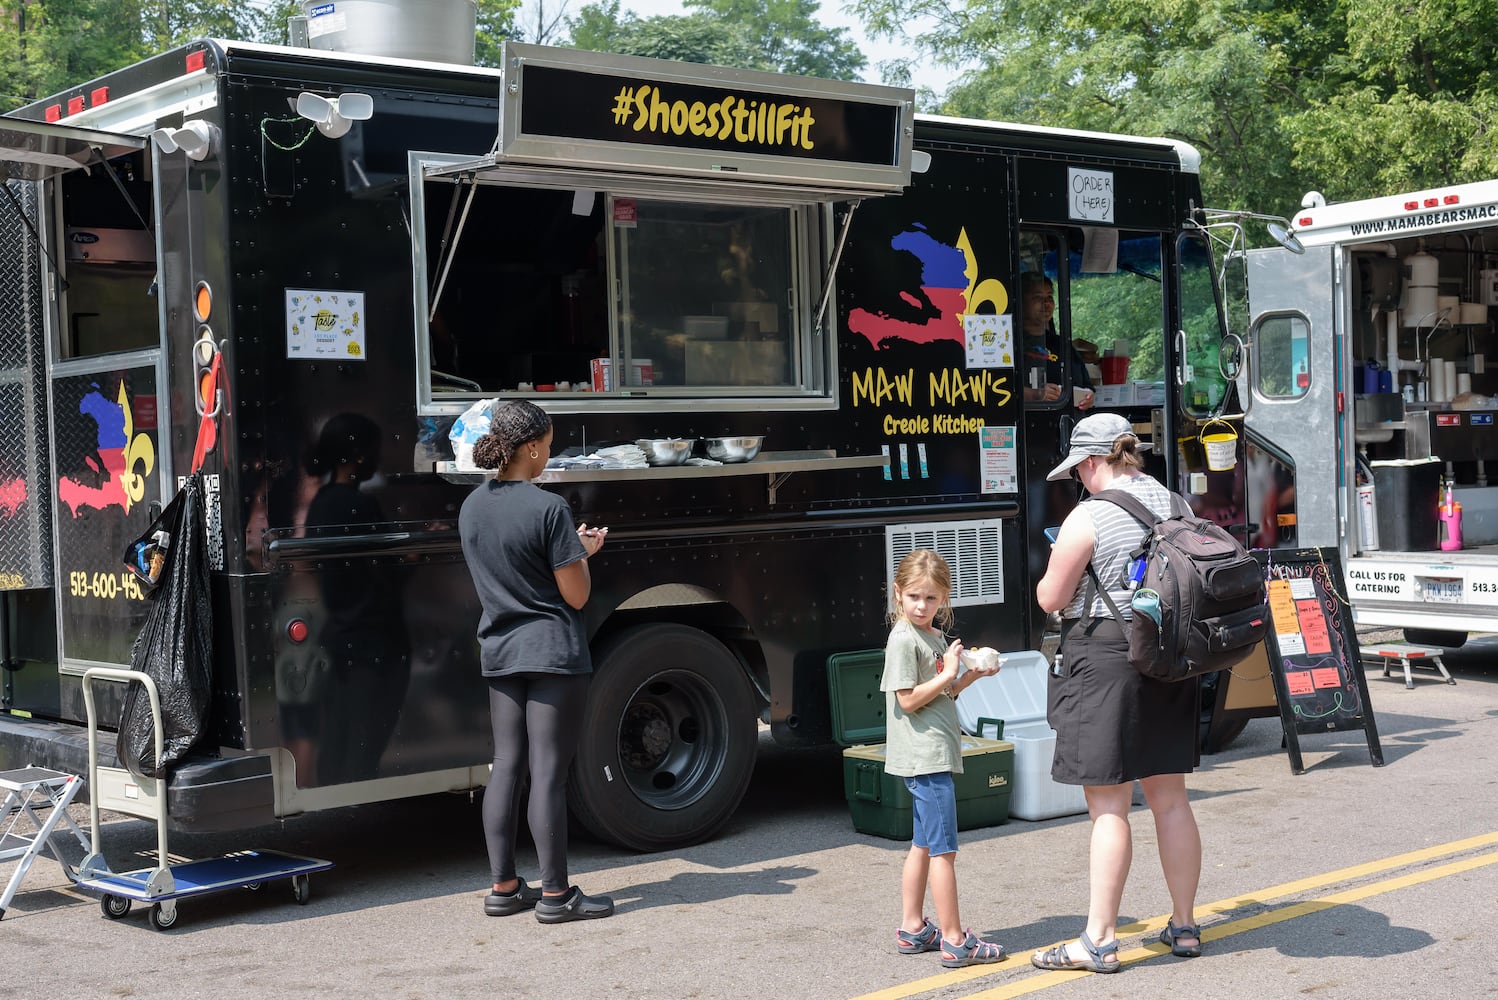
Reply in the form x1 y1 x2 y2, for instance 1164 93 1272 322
1068 167 1114 223
1275 632 1306 656
286 289 366 360
1080 226 1119 273
964 313 1014 369
979 425 1017 494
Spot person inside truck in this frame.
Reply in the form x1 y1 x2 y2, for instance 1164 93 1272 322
1020 273 1094 409
459 400 615 924
1032 412 1203 973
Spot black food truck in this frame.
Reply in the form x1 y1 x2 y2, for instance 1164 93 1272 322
0 20 1241 850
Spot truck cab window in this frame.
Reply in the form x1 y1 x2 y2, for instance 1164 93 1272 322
1019 230 1166 410
1179 232 1231 413
1255 314 1311 398
1017 231 1081 409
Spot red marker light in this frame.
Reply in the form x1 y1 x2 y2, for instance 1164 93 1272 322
1444 194 1460 205
1298 216 1313 227
1424 197 1439 208
287 620 309 643
1404 201 1419 211
90 87 109 107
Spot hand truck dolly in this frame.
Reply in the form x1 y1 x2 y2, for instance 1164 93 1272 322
72 667 333 930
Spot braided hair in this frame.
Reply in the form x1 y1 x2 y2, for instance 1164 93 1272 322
472 400 552 472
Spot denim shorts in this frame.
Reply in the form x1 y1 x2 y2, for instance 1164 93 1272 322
904 772 959 856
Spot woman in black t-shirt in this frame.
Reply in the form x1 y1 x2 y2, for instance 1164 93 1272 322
458 400 614 923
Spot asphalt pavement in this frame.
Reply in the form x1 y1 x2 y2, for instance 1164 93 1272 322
3 632 1496 1000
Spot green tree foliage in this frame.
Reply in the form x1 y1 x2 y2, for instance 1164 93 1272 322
846 0 1498 214
568 0 866 80
0 0 520 111
569 1 771 69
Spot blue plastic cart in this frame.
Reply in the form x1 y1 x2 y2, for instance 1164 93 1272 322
74 667 333 930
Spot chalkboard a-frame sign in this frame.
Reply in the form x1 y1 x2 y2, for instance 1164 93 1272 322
1254 547 1384 773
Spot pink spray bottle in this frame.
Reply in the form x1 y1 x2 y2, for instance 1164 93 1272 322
1439 479 1463 551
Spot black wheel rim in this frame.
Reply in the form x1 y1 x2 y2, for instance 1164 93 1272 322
615 668 731 811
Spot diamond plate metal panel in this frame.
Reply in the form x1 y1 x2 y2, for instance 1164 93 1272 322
51 368 160 664
0 179 52 590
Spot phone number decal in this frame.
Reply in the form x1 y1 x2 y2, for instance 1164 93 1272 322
68 570 147 601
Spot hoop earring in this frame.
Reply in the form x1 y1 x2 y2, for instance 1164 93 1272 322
529 449 539 460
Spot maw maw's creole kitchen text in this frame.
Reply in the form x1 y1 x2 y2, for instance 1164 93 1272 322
853 366 1010 435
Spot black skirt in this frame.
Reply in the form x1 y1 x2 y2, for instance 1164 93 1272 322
1049 617 1200 785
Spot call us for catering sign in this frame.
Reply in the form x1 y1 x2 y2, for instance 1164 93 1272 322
497 43 914 193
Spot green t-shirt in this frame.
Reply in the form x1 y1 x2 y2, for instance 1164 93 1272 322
879 620 963 777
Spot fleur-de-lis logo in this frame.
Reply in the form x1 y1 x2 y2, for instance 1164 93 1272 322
116 383 155 512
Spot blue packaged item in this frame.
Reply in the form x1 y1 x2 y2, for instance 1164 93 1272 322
1362 361 1380 395
1378 369 1394 393
1127 555 1147 589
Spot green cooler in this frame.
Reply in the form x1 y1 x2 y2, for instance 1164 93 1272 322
828 650 1013 840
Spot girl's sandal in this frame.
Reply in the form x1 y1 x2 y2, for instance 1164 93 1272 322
1160 920 1203 958
1030 930 1121 974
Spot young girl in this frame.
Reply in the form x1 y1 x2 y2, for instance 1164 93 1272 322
459 400 614 923
880 549 1007 967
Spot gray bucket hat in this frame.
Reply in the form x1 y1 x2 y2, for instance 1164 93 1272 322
1046 412 1151 481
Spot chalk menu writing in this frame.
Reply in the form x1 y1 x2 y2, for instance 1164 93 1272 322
1253 547 1384 774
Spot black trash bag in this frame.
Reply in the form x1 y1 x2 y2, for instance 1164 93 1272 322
117 474 214 779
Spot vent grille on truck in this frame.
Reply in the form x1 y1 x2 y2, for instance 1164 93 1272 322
886 519 1005 608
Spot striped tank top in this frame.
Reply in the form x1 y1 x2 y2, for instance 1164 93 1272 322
1062 473 1175 621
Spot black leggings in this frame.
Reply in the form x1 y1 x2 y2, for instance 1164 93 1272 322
484 672 590 893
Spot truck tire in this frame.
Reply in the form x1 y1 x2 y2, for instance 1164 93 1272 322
569 623 758 852
1402 628 1466 649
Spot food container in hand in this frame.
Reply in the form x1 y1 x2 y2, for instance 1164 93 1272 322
635 438 694 466
703 435 764 463
959 647 1003 673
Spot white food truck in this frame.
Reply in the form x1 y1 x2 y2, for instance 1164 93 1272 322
1244 179 1498 646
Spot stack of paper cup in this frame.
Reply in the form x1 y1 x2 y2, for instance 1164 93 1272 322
1457 373 1473 396
1430 357 1445 401
1444 361 1458 399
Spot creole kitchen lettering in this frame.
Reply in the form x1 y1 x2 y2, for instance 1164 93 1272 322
612 84 817 151
852 366 1012 435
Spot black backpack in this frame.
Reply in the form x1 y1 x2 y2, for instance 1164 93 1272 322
1082 489 1268 683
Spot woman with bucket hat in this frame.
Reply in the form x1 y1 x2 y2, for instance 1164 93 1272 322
1030 412 1203 973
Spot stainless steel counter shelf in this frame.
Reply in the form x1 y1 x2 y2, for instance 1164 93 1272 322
436 450 889 504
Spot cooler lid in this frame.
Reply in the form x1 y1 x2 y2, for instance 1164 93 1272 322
826 649 887 747
956 650 1053 736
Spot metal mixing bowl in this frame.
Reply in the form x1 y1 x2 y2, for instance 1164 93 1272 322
635 438 694 466
704 435 764 463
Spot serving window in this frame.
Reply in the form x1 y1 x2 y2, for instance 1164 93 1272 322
413 155 830 411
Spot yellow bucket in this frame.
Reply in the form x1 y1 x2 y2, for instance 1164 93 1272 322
1200 419 1238 472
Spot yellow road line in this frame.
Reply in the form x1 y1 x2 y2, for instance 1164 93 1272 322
961 850 1498 1000
849 830 1498 1000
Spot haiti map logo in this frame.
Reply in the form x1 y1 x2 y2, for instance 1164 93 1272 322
57 383 155 517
